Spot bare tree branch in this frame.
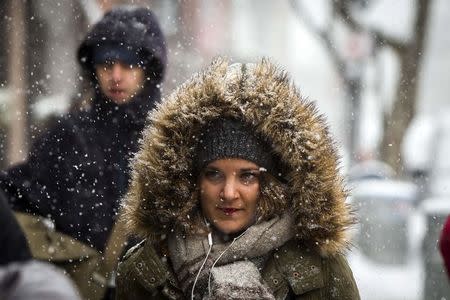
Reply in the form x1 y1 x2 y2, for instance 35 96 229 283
413 0 431 57
380 0 432 171
290 0 432 170
289 0 346 76
371 29 408 53
333 0 409 53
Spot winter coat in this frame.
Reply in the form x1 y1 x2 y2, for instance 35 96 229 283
0 189 31 266
116 239 358 300
116 59 359 299
440 215 450 277
0 6 166 252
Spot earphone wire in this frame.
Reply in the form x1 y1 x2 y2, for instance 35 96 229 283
207 227 250 296
191 232 213 300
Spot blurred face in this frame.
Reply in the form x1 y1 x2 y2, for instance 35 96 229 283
95 61 145 104
199 158 261 235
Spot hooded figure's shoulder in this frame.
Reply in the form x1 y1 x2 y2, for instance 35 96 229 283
28 112 97 162
26 114 79 158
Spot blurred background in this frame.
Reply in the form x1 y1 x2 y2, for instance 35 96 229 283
1 0 450 299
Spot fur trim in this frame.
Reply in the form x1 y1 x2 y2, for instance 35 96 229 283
123 58 355 255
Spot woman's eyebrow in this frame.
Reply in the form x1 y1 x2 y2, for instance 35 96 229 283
204 166 218 170
203 166 220 172
240 168 261 172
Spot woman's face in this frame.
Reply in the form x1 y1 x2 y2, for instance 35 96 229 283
199 158 261 235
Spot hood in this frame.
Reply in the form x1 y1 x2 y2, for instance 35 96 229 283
123 58 354 255
77 5 167 83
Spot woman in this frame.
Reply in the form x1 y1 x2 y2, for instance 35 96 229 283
116 59 360 299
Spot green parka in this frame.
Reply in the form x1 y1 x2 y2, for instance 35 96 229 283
116 58 360 299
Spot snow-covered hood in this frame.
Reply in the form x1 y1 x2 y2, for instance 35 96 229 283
77 6 166 83
123 58 354 255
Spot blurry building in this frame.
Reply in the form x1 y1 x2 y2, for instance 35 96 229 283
0 1 87 168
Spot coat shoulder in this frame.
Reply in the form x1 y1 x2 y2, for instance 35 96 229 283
321 251 360 299
262 240 360 299
28 114 85 158
116 240 182 300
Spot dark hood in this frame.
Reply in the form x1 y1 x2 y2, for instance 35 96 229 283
77 5 167 84
123 58 355 255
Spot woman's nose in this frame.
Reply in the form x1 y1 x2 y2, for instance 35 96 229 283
221 180 238 201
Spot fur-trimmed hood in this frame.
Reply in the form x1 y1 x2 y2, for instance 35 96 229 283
123 58 354 255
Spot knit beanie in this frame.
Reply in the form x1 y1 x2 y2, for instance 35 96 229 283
195 118 276 174
92 44 144 66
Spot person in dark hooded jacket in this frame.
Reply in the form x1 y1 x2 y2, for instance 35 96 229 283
1 5 166 253
0 5 166 299
116 58 360 299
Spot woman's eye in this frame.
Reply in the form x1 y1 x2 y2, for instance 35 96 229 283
204 170 223 182
240 172 259 184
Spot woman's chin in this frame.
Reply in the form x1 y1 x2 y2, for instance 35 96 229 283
213 221 250 236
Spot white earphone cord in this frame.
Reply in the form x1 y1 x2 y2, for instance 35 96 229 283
191 232 213 300
207 227 250 296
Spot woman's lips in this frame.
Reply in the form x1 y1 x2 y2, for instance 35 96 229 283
219 208 240 215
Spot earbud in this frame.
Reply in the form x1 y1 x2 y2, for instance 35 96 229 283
203 215 211 227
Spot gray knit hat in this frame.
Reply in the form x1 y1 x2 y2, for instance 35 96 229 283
195 118 276 174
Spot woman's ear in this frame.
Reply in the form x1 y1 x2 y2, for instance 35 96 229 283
257 172 290 220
